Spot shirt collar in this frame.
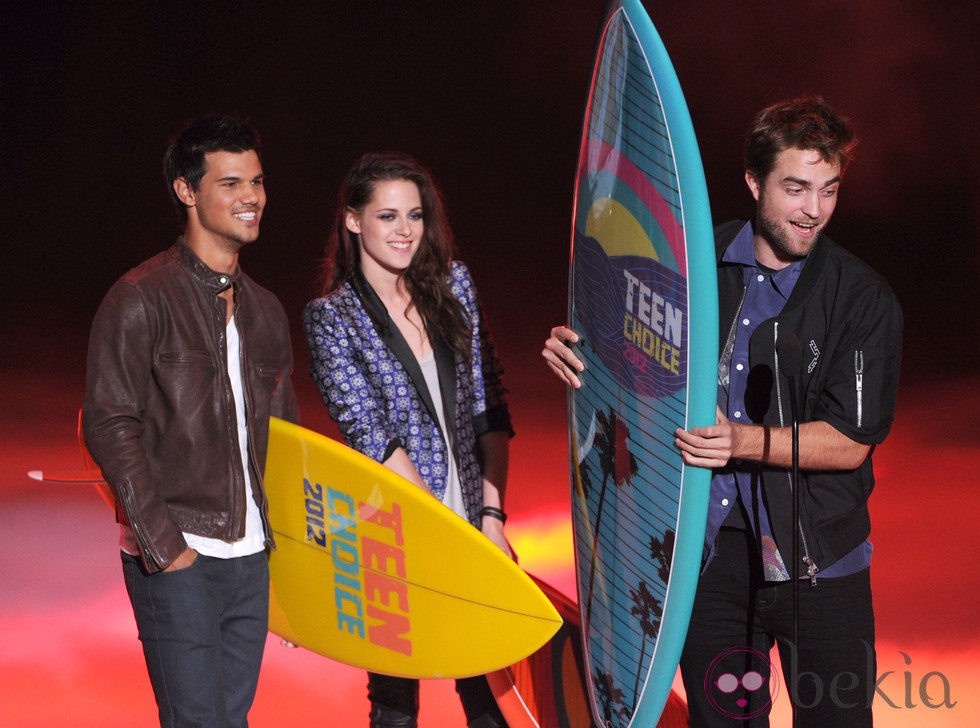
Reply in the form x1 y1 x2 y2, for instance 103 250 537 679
722 220 806 299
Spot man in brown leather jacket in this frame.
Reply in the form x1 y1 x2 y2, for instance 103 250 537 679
82 115 298 727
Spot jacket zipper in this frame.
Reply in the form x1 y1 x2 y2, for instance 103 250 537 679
120 484 165 570
854 350 864 429
719 285 748 392
773 321 818 586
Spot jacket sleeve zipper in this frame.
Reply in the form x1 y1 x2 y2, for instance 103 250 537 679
854 350 864 429
119 484 165 571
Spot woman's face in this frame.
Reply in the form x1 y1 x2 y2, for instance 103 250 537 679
347 178 424 279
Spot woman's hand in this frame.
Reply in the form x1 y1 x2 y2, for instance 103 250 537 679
481 515 516 562
382 447 431 493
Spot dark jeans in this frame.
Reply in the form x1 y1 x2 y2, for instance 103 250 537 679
680 528 875 728
122 550 270 728
367 672 507 728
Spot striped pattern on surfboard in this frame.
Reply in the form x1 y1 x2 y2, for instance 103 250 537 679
567 1 717 726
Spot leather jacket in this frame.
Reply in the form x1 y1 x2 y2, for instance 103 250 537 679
82 240 298 573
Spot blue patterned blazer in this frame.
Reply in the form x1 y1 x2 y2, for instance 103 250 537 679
303 261 512 526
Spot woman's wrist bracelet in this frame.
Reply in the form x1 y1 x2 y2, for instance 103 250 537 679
480 506 507 523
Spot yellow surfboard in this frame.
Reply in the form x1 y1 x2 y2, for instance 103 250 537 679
264 417 562 679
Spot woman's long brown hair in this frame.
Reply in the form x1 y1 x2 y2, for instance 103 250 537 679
319 151 472 363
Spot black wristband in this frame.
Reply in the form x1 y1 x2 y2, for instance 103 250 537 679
480 506 507 523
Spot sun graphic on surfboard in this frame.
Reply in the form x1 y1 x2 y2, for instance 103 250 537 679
577 142 686 277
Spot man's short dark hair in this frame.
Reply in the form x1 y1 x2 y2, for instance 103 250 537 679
744 97 856 182
164 115 261 220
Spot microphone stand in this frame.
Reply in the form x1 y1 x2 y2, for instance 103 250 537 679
776 325 803 728
788 371 800 728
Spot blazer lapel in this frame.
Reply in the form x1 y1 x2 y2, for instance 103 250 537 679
355 277 445 441
429 322 459 455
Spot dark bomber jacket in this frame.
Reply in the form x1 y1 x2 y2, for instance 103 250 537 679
714 220 903 575
82 240 298 573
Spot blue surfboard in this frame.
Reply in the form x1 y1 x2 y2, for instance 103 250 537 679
568 2 717 725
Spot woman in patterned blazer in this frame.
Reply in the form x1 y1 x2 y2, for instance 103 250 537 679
304 151 513 728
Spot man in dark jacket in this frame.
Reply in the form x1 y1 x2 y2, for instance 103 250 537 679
544 98 902 727
672 97 901 727
82 115 298 727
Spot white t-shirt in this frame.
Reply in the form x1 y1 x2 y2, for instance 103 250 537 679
418 353 466 519
183 315 266 557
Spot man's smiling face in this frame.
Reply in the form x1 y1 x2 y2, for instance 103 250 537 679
747 146 841 269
